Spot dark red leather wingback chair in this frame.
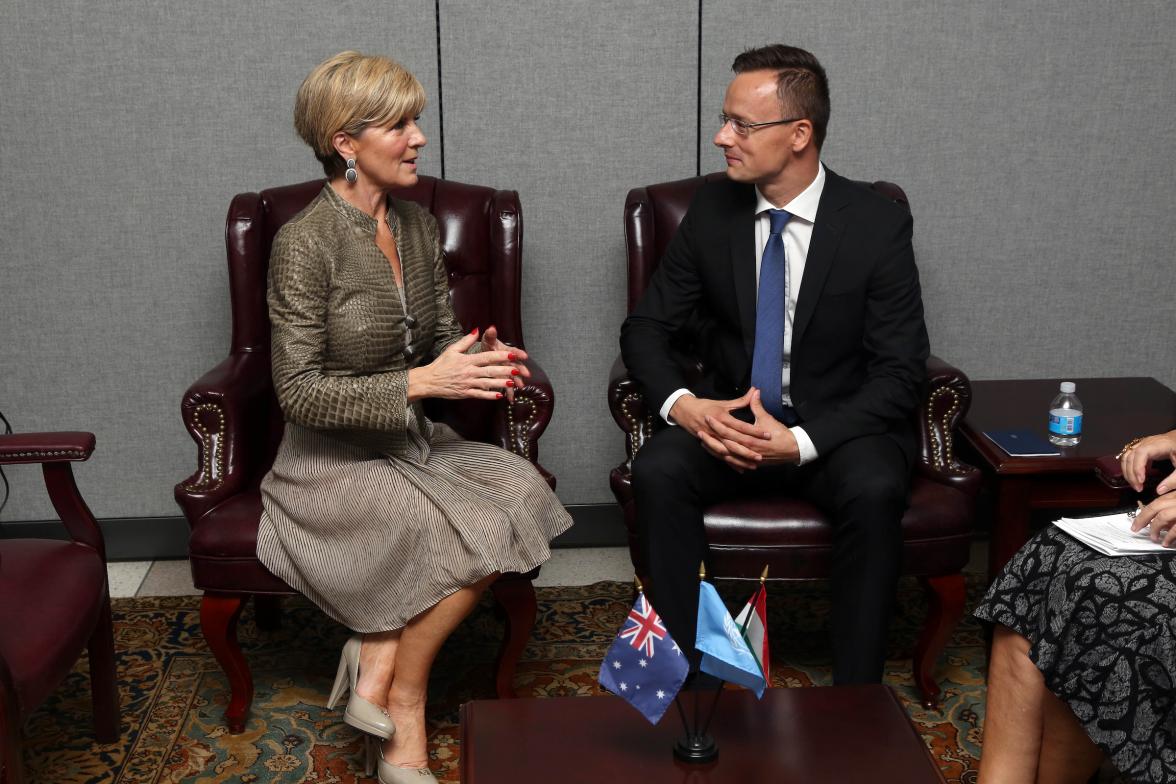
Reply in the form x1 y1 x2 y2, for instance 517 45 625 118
0 433 118 784
608 173 981 707
175 176 554 733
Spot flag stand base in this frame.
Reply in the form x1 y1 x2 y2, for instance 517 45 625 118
673 734 718 764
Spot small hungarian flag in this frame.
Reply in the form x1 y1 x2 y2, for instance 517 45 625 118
733 585 769 683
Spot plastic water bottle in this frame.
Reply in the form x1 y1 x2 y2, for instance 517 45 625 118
1048 381 1083 446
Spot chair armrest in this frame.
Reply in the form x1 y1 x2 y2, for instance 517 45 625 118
174 351 272 523
604 353 983 498
493 356 556 487
0 432 95 464
0 432 106 554
1095 454 1128 488
1095 453 1173 491
607 354 656 473
916 355 982 496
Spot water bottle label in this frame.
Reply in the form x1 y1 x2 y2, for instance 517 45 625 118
1049 412 1082 435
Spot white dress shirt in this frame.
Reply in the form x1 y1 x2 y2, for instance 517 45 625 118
660 163 826 465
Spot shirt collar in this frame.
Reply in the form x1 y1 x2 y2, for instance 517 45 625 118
321 182 400 235
754 161 825 224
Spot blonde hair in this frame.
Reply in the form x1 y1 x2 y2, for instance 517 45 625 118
293 51 426 177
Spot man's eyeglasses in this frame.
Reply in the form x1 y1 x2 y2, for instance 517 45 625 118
718 113 804 137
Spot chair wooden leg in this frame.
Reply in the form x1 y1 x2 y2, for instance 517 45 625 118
87 592 120 743
0 671 25 784
253 595 283 632
0 736 22 784
489 576 537 699
200 593 253 733
913 574 966 709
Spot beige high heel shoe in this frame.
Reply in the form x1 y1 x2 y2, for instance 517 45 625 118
326 635 395 739
378 757 437 783
363 737 437 783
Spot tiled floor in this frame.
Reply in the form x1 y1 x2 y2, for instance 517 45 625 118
109 542 990 598
105 561 152 598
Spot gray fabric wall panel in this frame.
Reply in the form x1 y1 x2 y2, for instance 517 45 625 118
703 1 1175 390
439 1 698 503
3 1 1174 530
0 0 437 521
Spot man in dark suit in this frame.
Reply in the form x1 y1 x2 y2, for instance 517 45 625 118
620 44 929 684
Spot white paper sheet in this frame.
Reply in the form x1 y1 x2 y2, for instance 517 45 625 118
1052 512 1175 556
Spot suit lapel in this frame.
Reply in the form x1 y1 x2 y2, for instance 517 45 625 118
792 172 850 345
729 187 758 357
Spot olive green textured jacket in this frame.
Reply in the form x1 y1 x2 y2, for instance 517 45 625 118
267 184 467 456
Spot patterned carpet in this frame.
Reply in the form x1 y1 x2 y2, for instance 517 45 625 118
22 578 990 783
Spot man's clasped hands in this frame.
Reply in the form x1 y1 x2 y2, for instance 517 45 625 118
669 387 800 472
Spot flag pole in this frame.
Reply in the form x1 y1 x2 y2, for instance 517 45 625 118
673 562 718 763
698 560 724 742
736 565 769 637
692 561 706 735
674 694 691 738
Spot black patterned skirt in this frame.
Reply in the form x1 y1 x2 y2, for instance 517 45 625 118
974 526 1176 783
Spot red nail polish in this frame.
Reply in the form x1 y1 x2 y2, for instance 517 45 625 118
507 353 517 361
506 380 515 388
495 392 503 399
471 327 479 336
511 368 520 376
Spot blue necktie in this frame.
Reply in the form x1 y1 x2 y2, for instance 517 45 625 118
750 209 791 422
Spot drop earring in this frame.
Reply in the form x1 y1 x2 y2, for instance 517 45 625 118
345 158 357 184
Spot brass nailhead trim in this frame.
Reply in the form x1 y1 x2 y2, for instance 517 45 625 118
506 396 536 460
182 402 226 491
621 393 653 458
4 449 86 459
926 386 966 474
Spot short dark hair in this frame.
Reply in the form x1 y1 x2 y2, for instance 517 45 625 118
732 44 830 150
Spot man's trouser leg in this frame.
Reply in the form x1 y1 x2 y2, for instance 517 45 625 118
632 426 748 661
800 434 910 684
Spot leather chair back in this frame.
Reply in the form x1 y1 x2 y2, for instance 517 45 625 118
221 176 524 473
623 172 909 312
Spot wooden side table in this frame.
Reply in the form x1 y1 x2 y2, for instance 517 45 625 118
958 376 1176 578
460 686 945 783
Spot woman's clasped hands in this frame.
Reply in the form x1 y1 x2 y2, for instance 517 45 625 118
1125 429 1176 546
407 326 530 402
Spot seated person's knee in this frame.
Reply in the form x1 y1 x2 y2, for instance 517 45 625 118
632 430 696 491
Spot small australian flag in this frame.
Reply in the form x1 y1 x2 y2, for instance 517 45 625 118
598 591 689 724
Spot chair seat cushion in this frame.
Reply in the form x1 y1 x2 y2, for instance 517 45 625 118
0 539 106 714
188 490 293 595
704 477 973 579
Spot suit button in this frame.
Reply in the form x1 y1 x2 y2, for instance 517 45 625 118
403 343 415 359
403 314 418 329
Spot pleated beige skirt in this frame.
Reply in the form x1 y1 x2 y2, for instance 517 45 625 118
257 417 572 633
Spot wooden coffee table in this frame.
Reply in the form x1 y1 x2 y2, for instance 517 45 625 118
958 376 1176 578
460 685 945 783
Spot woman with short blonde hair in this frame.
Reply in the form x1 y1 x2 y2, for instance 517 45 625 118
257 51 571 784
293 51 426 178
